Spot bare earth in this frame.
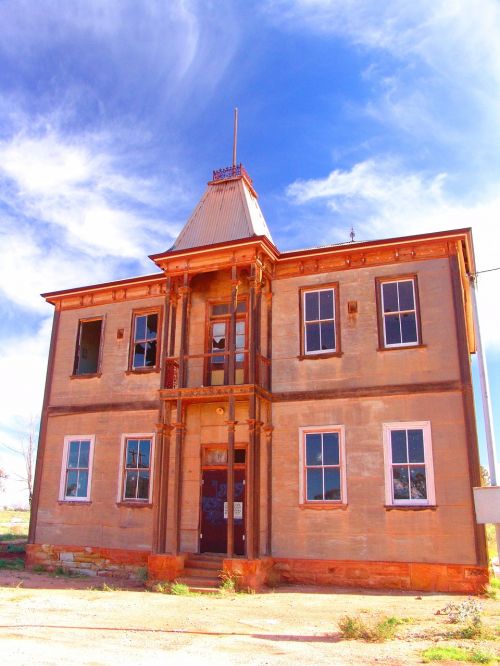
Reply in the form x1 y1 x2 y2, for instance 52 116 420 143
0 569 498 665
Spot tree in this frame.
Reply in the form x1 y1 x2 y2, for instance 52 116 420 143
0 468 6 492
0 420 38 506
480 465 491 487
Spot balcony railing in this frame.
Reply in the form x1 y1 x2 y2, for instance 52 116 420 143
212 163 253 184
163 351 271 391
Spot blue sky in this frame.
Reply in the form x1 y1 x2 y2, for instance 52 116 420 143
0 0 499 505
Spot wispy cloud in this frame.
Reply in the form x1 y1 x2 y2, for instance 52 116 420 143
286 158 500 347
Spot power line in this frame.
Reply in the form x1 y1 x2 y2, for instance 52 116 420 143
475 267 500 275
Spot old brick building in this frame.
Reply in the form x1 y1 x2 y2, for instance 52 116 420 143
27 164 488 592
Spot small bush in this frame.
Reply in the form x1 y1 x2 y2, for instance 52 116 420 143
338 614 404 642
169 581 192 595
439 598 483 624
422 646 495 663
101 582 121 592
0 558 24 570
219 571 239 593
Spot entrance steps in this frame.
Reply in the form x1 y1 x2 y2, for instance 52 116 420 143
177 553 224 593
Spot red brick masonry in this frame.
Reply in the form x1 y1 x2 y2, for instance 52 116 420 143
26 545 489 593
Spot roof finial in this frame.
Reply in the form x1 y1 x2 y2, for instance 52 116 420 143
350 226 356 243
232 107 238 167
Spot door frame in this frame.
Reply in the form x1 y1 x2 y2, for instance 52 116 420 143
199 444 247 556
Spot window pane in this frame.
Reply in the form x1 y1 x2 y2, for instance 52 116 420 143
134 343 145 367
135 315 146 341
304 291 319 321
401 312 417 343
384 314 401 345
392 466 410 500
306 322 320 352
320 321 335 350
137 471 150 499
235 334 245 349
319 289 334 320
323 433 339 465
391 430 407 463
146 314 158 340
236 301 246 313
76 471 88 497
408 429 424 462
138 440 151 468
145 341 157 366
125 471 138 498
306 468 323 500
212 303 229 315
398 281 415 311
382 283 399 313
236 321 245 334
306 433 322 465
410 466 427 499
78 440 90 468
67 442 79 468
66 470 78 497
212 322 226 337
126 440 139 468
324 468 341 500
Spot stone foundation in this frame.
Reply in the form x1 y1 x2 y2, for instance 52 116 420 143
26 545 489 593
273 558 489 594
26 544 150 579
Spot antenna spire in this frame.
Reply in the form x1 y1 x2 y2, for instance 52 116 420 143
232 107 238 167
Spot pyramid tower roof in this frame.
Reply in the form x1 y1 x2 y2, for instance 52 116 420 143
170 164 273 252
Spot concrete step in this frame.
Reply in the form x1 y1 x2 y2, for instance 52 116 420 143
183 566 221 579
176 575 220 590
184 558 222 572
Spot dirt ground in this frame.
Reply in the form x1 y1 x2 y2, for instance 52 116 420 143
0 569 498 665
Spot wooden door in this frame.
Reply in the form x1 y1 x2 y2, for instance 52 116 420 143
200 468 245 556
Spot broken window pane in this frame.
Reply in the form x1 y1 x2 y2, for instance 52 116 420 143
74 319 103 375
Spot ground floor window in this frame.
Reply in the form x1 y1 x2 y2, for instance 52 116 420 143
120 434 154 502
59 436 95 501
299 426 346 504
383 422 435 506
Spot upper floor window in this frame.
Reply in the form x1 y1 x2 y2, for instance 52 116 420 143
383 422 435 506
206 300 247 386
73 318 103 375
131 311 159 369
377 277 421 348
301 285 339 356
299 426 346 504
59 436 95 501
120 435 154 502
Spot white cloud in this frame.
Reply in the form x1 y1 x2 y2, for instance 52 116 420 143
286 158 500 348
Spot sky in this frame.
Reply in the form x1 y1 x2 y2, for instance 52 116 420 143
0 0 499 507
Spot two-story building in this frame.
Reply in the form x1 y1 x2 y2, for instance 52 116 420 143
27 163 488 592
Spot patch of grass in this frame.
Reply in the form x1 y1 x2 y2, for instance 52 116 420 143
0 557 24 570
101 582 122 591
484 578 500 600
169 581 192 595
6 543 26 553
219 570 239 593
422 646 496 663
52 565 84 578
32 564 47 573
439 598 483 624
338 614 406 642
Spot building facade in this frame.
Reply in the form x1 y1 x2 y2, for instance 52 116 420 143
27 164 488 592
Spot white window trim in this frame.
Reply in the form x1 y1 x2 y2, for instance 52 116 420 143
380 278 419 348
117 433 155 503
299 425 347 504
59 435 95 502
382 421 435 506
302 287 337 355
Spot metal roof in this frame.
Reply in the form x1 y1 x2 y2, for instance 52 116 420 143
169 166 273 252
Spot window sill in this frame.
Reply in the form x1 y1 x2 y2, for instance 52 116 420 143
125 367 160 375
70 373 102 379
58 500 92 505
377 344 427 352
299 503 348 511
384 504 436 511
298 352 343 360
116 501 153 508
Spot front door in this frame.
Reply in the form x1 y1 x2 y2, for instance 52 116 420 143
200 468 245 555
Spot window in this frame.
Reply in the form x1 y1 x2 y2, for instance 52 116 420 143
206 300 247 386
383 422 435 506
73 319 103 375
59 436 94 501
300 285 339 355
299 426 346 504
120 435 154 502
377 277 420 348
131 311 159 369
